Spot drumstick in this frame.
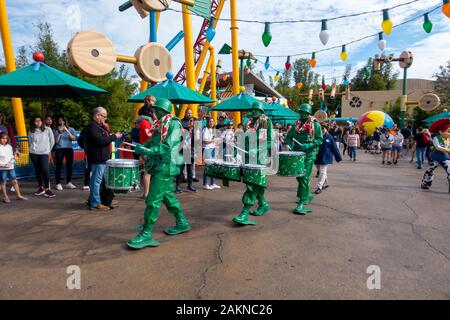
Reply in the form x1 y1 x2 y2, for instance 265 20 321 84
234 145 249 154
293 138 302 146
122 142 137 147
117 147 135 153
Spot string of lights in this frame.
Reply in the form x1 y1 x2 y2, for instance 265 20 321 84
167 0 425 24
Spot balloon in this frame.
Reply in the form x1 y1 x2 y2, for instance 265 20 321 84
296 82 303 90
357 110 394 135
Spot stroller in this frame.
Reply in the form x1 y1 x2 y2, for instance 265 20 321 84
365 136 378 154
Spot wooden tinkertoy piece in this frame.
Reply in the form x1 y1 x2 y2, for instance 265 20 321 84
67 30 173 83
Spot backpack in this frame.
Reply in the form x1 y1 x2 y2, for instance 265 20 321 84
419 132 430 146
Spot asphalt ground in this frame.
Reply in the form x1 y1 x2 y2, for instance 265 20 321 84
0 150 449 299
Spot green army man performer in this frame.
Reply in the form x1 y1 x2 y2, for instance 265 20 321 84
128 98 191 249
285 103 323 215
233 102 274 225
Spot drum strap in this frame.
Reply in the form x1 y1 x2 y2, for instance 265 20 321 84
295 117 314 138
152 114 174 142
246 114 268 131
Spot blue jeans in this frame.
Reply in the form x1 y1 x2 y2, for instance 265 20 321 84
203 148 216 186
416 147 427 168
89 163 106 208
348 147 357 159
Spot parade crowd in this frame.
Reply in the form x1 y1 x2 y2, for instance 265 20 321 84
0 98 449 213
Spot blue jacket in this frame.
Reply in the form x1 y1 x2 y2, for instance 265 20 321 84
315 132 342 165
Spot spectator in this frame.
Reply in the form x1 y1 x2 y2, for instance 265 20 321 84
77 127 91 191
380 128 394 165
0 110 17 151
85 107 122 210
346 128 360 161
215 116 226 132
54 116 78 190
176 117 197 193
181 109 198 183
423 128 433 165
235 123 245 146
373 127 381 154
0 132 27 202
137 96 155 198
401 126 412 156
314 123 342 194
28 116 55 198
413 127 430 169
342 128 349 156
329 123 342 148
45 115 57 167
202 117 220 190
222 121 235 161
392 128 404 165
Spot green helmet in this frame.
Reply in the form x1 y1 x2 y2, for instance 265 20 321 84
250 101 265 113
298 103 312 114
154 98 172 114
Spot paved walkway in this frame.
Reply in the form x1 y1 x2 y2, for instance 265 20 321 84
0 151 449 299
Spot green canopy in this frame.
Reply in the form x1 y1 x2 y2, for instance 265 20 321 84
210 92 276 112
423 110 450 125
265 101 299 121
128 74 214 104
0 62 107 98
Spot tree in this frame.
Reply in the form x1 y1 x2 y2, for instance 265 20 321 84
351 57 398 91
15 46 29 68
0 22 138 133
433 60 449 107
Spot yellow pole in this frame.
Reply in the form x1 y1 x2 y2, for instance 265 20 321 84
0 0 26 136
210 46 218 124
194 0 226 80
198 56 213 94
179 4 197 119
230 0 241 127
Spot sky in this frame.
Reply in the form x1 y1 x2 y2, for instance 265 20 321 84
2 0 450 90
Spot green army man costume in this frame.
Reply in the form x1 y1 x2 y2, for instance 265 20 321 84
285 103 323 215
128 98 191 249
233 102 274 225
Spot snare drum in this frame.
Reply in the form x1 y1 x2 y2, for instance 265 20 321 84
205 159 224 178
277 151 305 177
222 162 242 182
106 159 140 193
242 164 269 187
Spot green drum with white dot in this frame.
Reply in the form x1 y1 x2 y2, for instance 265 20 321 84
222 162 242 182
243 164 269 187
277 151 305 177
106 159 140 193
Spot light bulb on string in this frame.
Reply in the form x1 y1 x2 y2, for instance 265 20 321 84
443 0 450 18
378 32 387 51
274 71 280 82
264 57 270 70
296 82 303 90
285 56 292 71
205 17 216 42
310 52 317 68
340 45 348 62
262 22 272 47
422 13 433 33
246 58 252 67
319 19 329 45
381 9 393 35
